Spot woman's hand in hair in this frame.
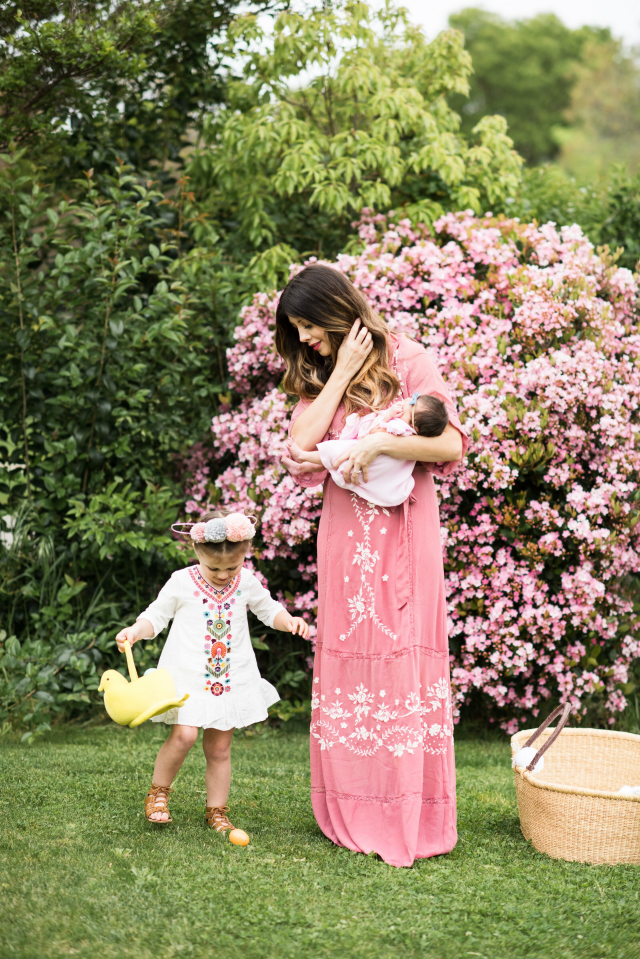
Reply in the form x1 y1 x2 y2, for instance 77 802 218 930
332 433 385 485
335 319 373 381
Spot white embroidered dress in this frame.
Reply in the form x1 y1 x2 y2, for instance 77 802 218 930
137 565 282 730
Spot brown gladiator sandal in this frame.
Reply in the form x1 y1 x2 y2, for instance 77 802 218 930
205 805 234 833
145 783 173 825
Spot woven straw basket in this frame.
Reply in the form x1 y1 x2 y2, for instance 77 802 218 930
510 705 640 865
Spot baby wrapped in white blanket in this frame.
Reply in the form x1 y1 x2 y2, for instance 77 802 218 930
287 393 449 508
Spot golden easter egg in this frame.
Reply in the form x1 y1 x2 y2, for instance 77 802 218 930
229 828 250 846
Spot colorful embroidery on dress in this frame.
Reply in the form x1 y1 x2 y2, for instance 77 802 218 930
190 567 240 697
189 565 240 603
203 605 233 695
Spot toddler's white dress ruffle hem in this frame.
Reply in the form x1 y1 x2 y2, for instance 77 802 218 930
137 566 282 730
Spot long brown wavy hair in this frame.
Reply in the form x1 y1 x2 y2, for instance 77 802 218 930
275 264 400 414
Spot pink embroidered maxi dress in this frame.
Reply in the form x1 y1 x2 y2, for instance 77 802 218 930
289 334 468 868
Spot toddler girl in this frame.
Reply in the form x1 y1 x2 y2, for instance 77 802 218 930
286 392 449 507
115 508 309 834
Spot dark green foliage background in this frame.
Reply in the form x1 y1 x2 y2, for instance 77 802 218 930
0 158 232 734
0 0 240 182
448 9 611 165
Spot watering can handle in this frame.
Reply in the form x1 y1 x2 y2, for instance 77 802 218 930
122 640 139 682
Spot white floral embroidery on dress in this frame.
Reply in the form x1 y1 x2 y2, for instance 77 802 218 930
311 678 453 757
342 496 396 643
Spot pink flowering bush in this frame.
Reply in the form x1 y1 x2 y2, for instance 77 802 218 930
185 211 640 729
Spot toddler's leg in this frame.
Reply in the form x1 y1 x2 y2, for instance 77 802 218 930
149 724 199 822
203 727 234 807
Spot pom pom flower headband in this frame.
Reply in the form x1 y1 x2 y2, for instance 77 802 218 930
171 513 256 544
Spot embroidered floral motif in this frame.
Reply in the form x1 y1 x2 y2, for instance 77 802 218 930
206 636 230 684
341 497 396 643
347 590 366 623
311 678 453 757
195 570 237 695
189 566 240 603
354 542 380 573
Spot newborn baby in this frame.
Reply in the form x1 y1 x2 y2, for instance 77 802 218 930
286 392 449 507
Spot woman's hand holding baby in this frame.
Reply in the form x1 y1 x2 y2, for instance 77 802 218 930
332 432 386 485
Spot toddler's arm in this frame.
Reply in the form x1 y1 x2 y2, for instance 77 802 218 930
116 618 154 651
381 401 405 422
273 610 310 638
122 575 179 648
247 572 309 639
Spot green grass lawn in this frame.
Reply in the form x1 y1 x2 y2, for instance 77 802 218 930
1 723 639 959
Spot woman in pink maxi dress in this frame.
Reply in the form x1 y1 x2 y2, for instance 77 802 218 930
277 266 468 868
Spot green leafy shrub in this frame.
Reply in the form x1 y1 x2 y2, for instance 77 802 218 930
0 156 229 733
189 1 523 288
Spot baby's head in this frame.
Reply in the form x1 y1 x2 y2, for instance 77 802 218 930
401 394 449 437
180 509 256 588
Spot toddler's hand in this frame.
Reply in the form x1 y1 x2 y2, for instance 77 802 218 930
288 616 310 639
115 626 140 652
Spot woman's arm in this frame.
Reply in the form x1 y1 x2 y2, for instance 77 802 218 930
332 424 463 484
291 320 373 450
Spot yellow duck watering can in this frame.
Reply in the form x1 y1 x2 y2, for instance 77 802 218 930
99 641 189 728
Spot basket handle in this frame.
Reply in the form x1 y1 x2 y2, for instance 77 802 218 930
521 703 571 772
